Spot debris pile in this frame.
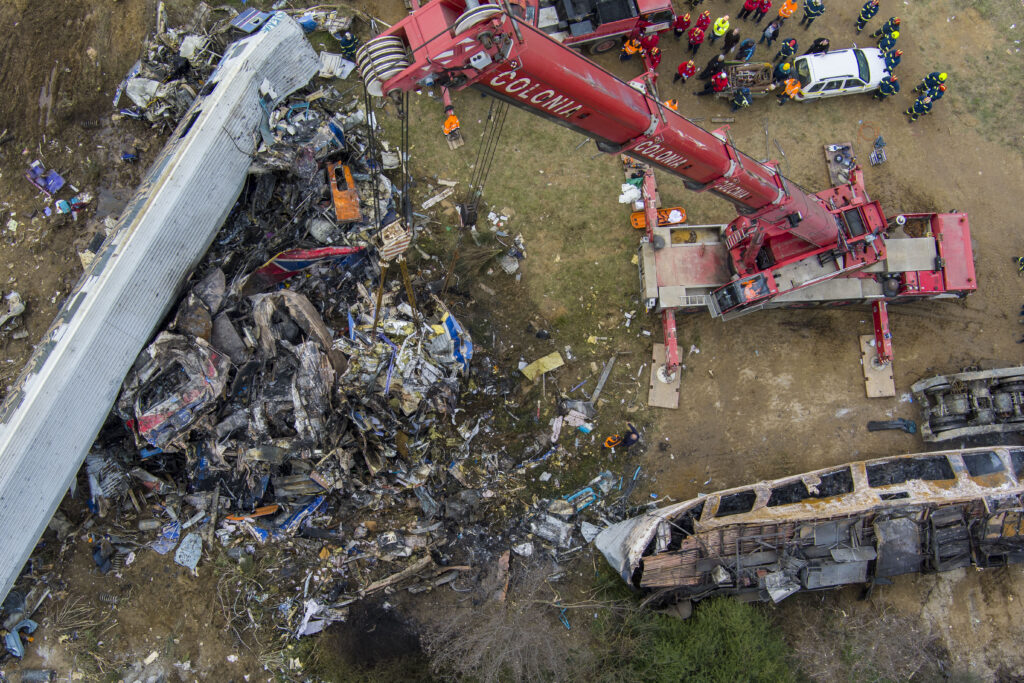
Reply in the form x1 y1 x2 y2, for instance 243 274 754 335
2 6 660 669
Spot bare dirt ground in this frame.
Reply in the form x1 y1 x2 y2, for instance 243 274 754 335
1 0 1023 679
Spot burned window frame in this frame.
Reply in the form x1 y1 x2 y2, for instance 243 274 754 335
866 455 955 488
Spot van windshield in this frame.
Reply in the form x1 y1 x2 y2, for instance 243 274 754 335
854 49 869 82
795 58 810 87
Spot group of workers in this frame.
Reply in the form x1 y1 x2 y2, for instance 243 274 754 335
620 0 949 123
429 0 951 135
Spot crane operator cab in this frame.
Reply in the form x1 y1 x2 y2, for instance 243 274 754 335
710 273 771 317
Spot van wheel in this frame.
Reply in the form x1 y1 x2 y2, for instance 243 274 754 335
589 38 619 54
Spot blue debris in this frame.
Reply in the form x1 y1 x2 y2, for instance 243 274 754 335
4 619 38 658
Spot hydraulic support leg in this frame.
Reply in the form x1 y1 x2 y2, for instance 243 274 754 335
872 299 893 365
660 308 680 380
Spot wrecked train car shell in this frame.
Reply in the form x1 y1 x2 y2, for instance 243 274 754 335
0 14 318 602
597 446 1024 608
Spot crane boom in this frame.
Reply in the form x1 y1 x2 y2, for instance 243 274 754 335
358 1 840 253
357 0 973 333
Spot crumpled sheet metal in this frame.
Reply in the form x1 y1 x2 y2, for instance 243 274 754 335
117 333 230 450
252 290 334 359
593 500 693 582
287 340 335 442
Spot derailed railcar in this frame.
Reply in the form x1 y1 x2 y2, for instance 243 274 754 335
596 446 1024 612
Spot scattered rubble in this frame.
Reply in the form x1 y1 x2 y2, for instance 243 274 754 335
0 4 658 673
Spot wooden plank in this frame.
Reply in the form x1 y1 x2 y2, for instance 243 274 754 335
648 343 680 409
860 334 895 398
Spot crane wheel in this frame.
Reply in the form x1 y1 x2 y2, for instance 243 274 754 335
588 37 619 54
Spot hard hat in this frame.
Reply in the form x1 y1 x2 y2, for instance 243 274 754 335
890 75 898 81
893 17 901 24
894 49 903 56
683 12 690 19
783 62 791 69
938 84 946 91
923 96 931 102
939 72 948 80
891 30 899 38
687 60 695 65
444 105 454 113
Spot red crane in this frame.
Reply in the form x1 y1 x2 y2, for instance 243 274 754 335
357 1 975 377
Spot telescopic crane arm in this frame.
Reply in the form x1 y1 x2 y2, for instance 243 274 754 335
356 1 885 279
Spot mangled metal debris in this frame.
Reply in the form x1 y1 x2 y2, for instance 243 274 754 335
596 445 1024 614
0 12 319 604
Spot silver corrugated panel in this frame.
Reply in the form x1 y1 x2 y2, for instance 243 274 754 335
0 13 319 602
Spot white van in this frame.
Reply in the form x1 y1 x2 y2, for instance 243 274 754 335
792 48 887 101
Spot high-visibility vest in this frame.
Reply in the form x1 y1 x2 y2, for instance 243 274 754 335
443 114 460 135
623 39 641 54
778 0 797 18
713 18 730 36
783 79 801 97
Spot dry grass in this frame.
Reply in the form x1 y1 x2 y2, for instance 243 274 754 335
420 560 581 682
781 594 944 682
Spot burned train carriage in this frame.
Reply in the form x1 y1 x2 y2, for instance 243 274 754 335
597 446 1024 608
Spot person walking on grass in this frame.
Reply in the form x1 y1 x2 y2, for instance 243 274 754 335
804 37 829 54
754 0 773 23
696 69 730 96
799 0 824 29
696 10 712 32
873 74 899 100
731 87 753 111
674 59 697 85
904 94 932 122
777 0 798 26
759 20 780 47
672 12 691 39
777 77 801 104
883 48 902 72
772 60 792 84
699 53 726 79
774 37 797 62
914 71 947 93
738 0 759 21
688 25 706 55
856 0 879 32
871 16 900 40
878 30 899 53
710 15 731 45
723 27 742 53
736 37 757 61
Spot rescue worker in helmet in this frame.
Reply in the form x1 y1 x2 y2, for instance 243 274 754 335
442 105 460 137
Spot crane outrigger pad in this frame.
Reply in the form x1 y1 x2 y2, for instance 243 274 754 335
860 334 895 398
648 343 680 408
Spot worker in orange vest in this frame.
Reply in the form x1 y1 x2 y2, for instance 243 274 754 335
620 37 642 61
777 77 801 105
442 106 460 136
776 0 798 25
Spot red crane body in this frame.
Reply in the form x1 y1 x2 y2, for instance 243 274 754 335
358 1 975 370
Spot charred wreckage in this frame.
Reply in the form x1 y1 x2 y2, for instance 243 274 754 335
597 446 1024 611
